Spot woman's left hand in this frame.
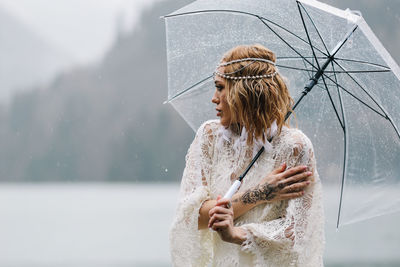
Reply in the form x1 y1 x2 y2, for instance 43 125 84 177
208 195 246 245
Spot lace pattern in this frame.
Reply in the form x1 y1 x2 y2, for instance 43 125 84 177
170 120 324 267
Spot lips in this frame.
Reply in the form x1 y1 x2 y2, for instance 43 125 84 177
216 108 222 116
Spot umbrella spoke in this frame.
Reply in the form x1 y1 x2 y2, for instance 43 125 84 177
322 73 387 119
329 62 348 228
309 56 314 79
277 56 329 79
258 17 318 71
278 56 328 60
330 63 346 130
297 2 321 70
165 74 214 103
330 24 358 57
298 2 330 55
275 64 315 73
337 121 348 228
325 69 391 74
332 59 400 139
321 75 344 129
297 1 330 68
334 57 390 70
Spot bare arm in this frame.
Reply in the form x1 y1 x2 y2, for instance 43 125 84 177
198 191 258 229
198 163 312 230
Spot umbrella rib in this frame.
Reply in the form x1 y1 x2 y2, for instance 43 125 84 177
278 56 328 60
330 24 358 57
334 57 390 70
322 74 387 119
321 75 344 129
257 17 318 70
275 64 315 73
297 2 322 70
330 62 348 229
334 60 400 139
276 56 389 73
164 74 214 103
303 58 313 80
324 70 391 74
297 1 330 57
258 15 328 59
333 59 400 139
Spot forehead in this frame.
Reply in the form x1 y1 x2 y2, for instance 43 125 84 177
214 66 226 83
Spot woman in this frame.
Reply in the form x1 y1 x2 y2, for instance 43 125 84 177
170 44 324 266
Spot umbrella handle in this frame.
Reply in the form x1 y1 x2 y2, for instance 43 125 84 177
223 180 242 199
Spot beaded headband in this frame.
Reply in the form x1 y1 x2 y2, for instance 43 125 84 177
219 57 276 67
214 58 277 80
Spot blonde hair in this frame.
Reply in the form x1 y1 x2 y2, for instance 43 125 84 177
221 44 294 144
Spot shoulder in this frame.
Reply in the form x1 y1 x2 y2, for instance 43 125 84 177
195 119 221 138
277 127 315 157
189 119 222 152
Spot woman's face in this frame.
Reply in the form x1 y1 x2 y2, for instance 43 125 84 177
212 68 232 127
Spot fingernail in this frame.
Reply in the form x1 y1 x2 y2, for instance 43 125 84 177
306 181 311 184
307 171 312 175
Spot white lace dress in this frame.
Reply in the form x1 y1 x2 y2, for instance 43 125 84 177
170 120 324 267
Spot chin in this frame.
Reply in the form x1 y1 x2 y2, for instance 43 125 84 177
219 118 230 128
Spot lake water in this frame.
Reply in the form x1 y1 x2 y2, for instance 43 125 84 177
0 183 399 267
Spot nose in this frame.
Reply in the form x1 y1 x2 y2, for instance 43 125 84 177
212 90 219 104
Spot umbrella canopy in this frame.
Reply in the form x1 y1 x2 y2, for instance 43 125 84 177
163 0 400 227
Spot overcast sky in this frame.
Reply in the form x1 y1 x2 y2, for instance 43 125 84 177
0 0 166 64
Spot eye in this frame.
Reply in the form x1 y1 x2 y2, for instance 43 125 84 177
216 85 224 91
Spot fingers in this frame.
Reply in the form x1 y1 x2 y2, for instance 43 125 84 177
271 162 287 175
211 220 230 231
208 213 232 228
209 205 233 218
280 165 308 179
279 172 312 189
281 181 310 194
209 197 234 228
277 171 308 189
283 171 313 185
278 191 305 200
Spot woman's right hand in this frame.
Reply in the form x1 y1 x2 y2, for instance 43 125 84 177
239 163 312 205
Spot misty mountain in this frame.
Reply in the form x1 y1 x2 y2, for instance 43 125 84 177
0 6 74 102
0 0 193 182
0 0 398 182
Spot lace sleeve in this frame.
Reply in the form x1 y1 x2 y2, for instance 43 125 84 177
169 121 216 267
241 130 324 266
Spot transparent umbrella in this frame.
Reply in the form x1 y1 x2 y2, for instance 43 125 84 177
163 0 400 228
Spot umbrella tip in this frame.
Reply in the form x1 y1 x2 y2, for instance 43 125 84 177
345 8 362 18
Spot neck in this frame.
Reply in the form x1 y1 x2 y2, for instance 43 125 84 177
228 123 242 135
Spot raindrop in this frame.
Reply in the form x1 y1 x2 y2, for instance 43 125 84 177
165 168 168 172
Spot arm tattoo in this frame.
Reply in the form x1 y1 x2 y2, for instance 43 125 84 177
240 184 278 204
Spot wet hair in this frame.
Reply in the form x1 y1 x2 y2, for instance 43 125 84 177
221 44 294 144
